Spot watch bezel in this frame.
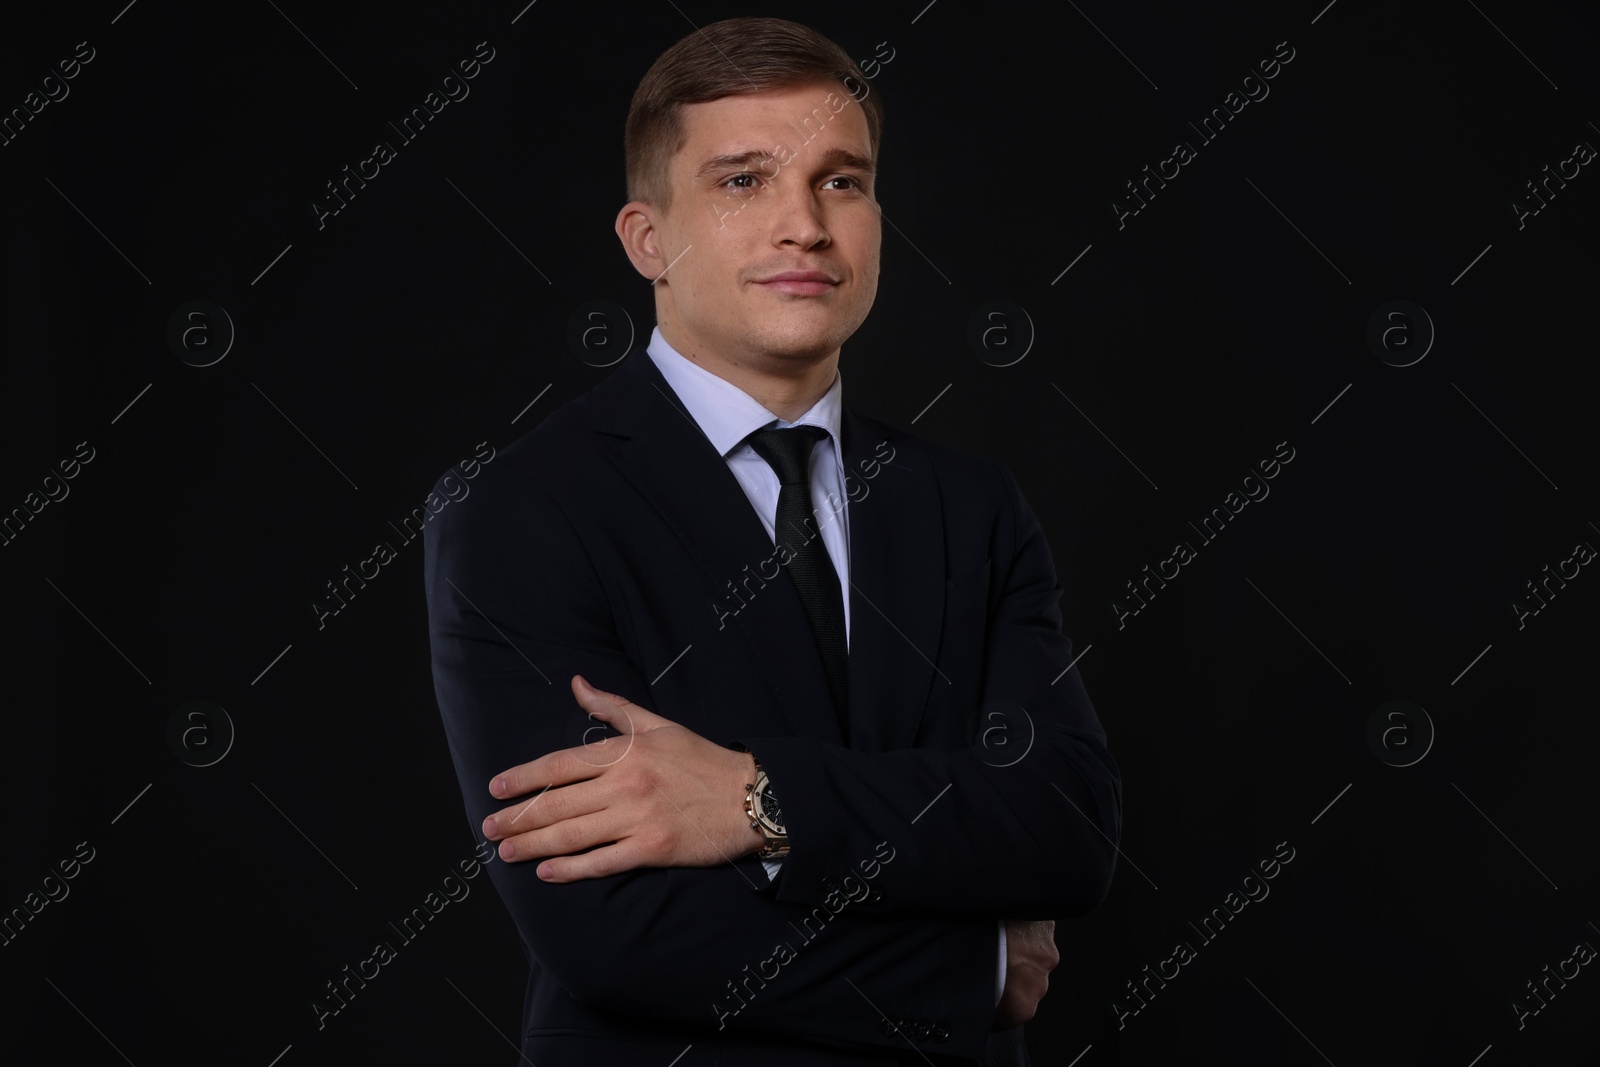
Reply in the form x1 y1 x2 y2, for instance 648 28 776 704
751 769 785 836
743 757 790 859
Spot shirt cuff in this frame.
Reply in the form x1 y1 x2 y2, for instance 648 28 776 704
761 856 783 884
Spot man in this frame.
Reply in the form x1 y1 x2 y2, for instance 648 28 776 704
424 16 1121 1066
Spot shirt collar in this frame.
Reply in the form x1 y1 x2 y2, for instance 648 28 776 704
645 326 844 459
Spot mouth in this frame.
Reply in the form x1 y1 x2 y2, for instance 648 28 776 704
753 271 840 296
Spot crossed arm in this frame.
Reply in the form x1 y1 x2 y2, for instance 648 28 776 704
423 457 1121 1053
481 673 1069 1030
478 673 767 881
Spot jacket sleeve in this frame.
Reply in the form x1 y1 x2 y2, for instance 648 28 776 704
738 460 1123 920
423 458 1001 1060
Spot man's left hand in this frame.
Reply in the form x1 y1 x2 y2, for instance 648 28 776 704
481 674 766 881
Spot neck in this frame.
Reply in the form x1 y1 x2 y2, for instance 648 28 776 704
658 324 838 423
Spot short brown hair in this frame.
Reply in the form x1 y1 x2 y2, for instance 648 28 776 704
624 17 884 213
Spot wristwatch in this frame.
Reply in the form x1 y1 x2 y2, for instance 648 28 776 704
742 753 789 859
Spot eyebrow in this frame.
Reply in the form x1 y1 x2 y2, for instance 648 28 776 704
694 145 876 180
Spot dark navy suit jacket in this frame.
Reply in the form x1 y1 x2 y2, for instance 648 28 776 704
423 349 1121 1065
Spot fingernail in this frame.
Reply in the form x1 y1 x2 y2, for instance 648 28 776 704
483 816 498 836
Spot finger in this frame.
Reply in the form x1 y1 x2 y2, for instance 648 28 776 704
483 777 602 838
495 811 621 865
572 675 660 733
534 839 652 882
489 743 600 800
482 784 558 838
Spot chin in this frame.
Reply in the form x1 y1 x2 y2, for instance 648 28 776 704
749 310 862 355
752 325 848 360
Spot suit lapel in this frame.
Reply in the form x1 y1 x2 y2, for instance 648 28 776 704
593 352 946 752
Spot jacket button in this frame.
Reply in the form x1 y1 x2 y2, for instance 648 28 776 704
912 1018 932 1039
866 886 883 904
933 1023 951 1042
881 1017 897 1037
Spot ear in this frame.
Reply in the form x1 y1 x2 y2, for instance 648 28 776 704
615 202 665 281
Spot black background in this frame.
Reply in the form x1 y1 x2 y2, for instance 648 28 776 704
3 1 1597 1063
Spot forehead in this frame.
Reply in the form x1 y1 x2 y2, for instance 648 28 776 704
673 80 872 167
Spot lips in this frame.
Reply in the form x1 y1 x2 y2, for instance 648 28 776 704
754 270 839 296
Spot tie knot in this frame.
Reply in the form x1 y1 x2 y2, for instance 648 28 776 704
747 425 828 486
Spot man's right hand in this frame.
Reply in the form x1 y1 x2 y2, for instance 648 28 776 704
994 919 1060 1030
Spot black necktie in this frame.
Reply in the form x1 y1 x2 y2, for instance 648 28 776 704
746 425 849 733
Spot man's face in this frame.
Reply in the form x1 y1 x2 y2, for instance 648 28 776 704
619 79 881 372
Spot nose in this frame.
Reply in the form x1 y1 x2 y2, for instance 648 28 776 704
769 181 830 250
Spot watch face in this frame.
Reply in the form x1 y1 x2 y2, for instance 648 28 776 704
758 784 784 833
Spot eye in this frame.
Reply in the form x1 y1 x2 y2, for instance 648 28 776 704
825 175 866 193
721 172 765 196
